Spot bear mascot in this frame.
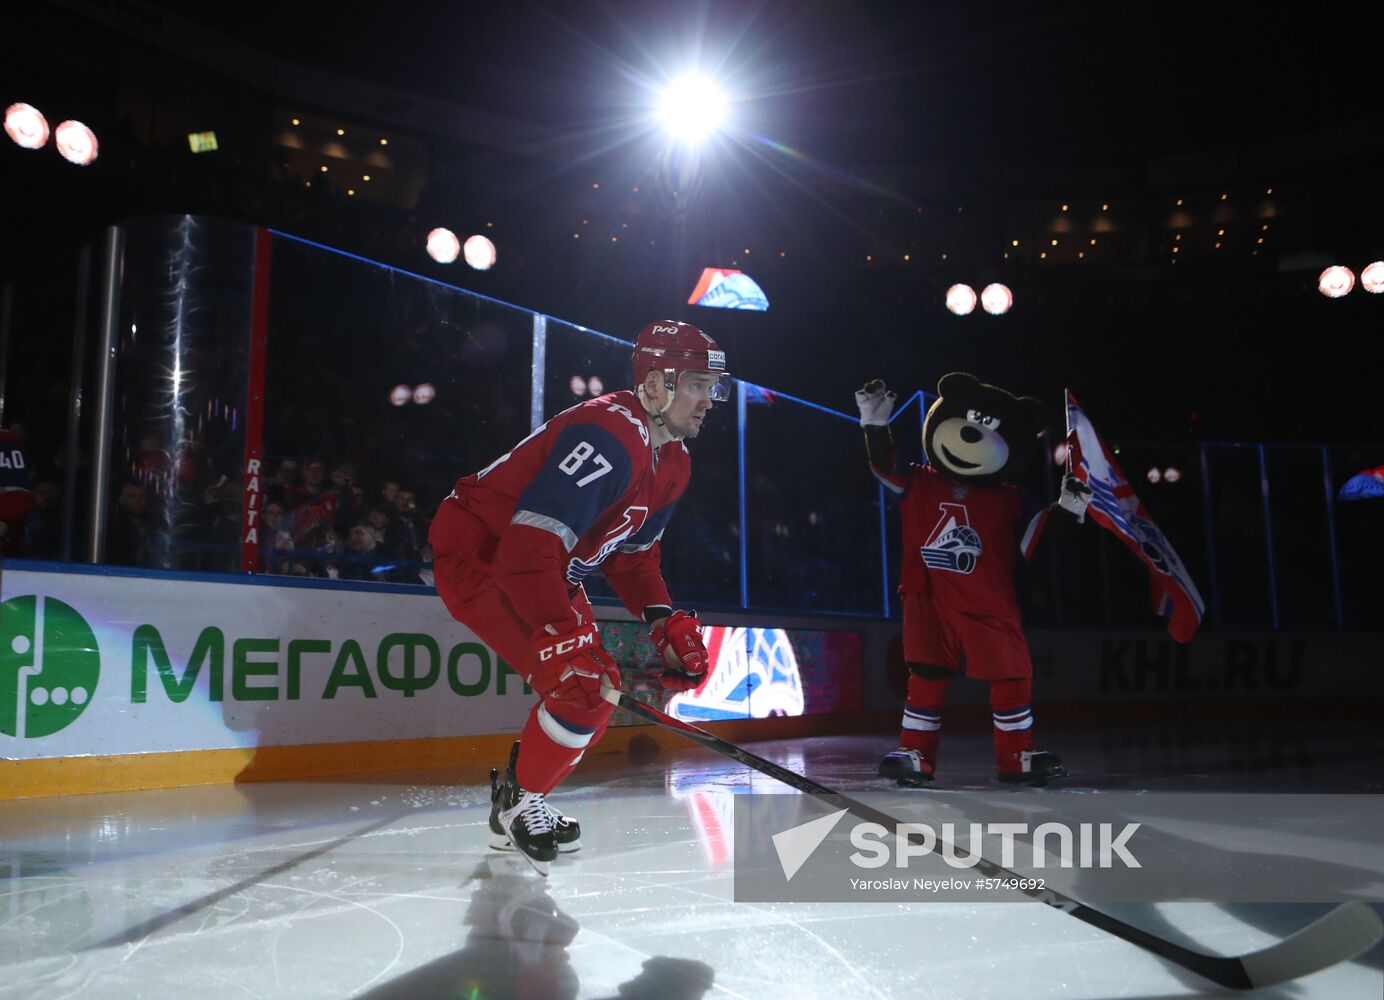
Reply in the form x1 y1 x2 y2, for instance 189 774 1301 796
856 372 1090 786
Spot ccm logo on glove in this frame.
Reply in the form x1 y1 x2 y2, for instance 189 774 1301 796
537 629 597 660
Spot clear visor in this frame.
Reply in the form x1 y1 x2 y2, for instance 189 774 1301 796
672 370 733 402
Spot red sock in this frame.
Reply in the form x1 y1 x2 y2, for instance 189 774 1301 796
990 677 1034 773
550 720 609 788
515 699 613 794
899 672 949 762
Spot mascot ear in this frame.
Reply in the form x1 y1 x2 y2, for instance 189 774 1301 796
938 372 980 397
1019 396 1049 437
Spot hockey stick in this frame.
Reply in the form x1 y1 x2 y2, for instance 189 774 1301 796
604 684 1383 990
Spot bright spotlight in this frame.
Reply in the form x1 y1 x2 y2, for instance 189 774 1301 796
588 376 604 395
980 283 1013 315
1052 443 1070 466
569 375 588 397
4 103 49 149
657 75 727 143
464 234 496 271
426 228 460 264
945 284 977 316
412 383 436 405
390 385 412 406
54 120 98 165
1146 467 1162 484
1318 265 1354 298
1361 261 1384 294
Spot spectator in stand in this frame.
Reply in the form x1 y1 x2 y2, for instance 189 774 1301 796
0 424 35 557
335 521 382 581
267 458 301 508
25 479 63 559
259 501 294 573
367 507 394 548
108 482 153 567
392 487 423 554
297 458 328 502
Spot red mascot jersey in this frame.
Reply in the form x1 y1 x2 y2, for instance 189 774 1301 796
884 464 1023 618
437 391 689 631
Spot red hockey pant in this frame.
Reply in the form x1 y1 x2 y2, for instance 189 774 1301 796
433 547 614 795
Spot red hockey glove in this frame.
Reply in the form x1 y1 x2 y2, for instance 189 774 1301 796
531 621 620 711
652 610 709 692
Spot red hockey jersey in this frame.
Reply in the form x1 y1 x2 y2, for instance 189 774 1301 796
440 391 689 631
878 463 1024 618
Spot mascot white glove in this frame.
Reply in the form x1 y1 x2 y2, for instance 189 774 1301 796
1057 474 1093 522
854 379 897 427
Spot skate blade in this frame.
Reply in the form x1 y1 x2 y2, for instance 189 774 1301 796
516 850 550 877
491 832 580 853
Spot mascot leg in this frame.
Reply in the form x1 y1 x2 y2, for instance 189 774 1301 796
880 664 952 785
990 676 1067 786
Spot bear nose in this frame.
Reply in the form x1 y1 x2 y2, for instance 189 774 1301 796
959 425 983 444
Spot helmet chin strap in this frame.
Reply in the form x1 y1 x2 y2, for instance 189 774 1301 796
637 379 683 442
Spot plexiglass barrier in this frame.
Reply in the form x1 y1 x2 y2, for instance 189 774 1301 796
10 216 1361 628
257 231 535 583
110 216 256 572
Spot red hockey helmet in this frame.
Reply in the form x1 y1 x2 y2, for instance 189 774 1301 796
630 320 732 402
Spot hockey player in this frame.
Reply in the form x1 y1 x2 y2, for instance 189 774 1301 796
429 320 732 874
856 374 1089 787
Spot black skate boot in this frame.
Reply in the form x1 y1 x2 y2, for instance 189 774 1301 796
491 772 558 876
489 742 582 855
878 747 935 786
997 750 1067 788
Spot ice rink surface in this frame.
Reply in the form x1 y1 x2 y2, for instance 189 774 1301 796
3 724 1382 999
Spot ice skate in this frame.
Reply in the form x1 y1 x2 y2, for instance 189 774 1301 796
997 750 1067 787
878 747 935 786
489 743 582 853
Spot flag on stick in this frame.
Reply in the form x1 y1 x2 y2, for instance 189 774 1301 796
1065 391 1204 642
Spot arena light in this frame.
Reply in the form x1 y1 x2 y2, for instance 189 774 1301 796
1146 467 1162 484
588 376 604 395
463 234 496 271
1360 261 1384 294
426 228 460 264
1164 467 1182 483
54 120 98 165
657 74 728 143
569 375 588 397
1052 442 1070 466
389 385 412 406
4 102 48 149
980 282 1013 316
1318 265 1354 298
945 283 977 316
187 131 218 153
412 383 436 405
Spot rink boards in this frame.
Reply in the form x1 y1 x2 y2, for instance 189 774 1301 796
0 564 880 798
2 563 1381 799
